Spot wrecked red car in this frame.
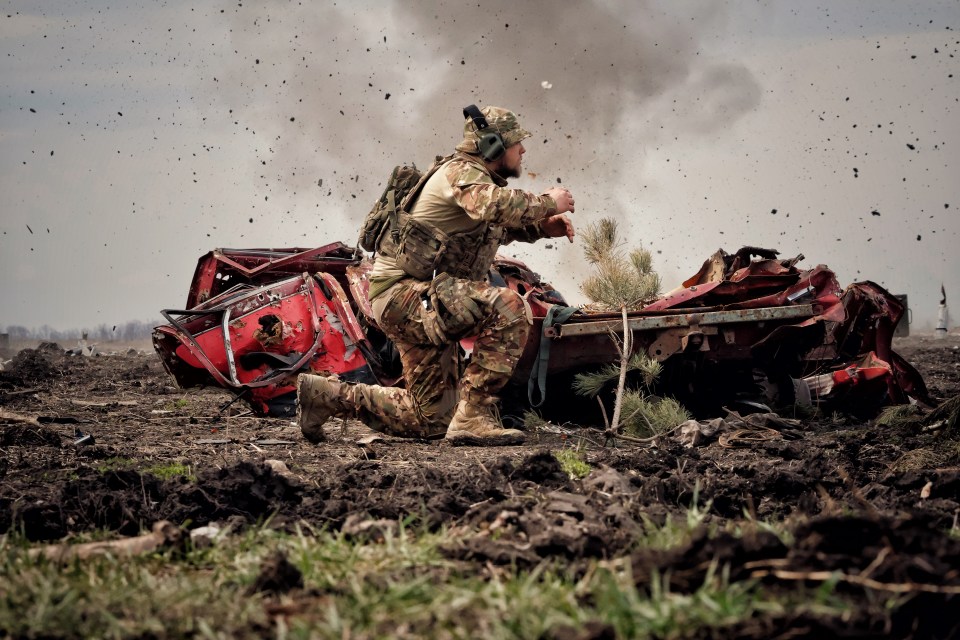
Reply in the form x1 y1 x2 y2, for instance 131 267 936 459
152 243 930 423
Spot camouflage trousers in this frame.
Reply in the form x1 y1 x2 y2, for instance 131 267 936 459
342 276 531 438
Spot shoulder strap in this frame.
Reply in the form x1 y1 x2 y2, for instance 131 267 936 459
381 164 410 247
527 304 580 407
399 154 454 213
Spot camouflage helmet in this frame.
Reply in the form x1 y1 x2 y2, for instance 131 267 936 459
455 106 532 155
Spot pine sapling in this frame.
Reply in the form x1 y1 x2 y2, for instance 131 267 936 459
578 218 662 435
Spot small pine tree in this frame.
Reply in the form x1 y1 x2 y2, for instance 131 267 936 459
580 219 660 311
577 218 683 436
573 353 690 437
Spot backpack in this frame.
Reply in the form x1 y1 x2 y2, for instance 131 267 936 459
358 155 449 253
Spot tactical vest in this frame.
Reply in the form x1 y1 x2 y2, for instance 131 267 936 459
378 212 505 282
376 156 505 282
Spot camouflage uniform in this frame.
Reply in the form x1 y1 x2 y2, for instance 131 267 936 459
365 273 533 437
301 106 558 440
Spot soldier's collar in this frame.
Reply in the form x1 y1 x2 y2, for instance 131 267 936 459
487 168 509 187
455 151 508 187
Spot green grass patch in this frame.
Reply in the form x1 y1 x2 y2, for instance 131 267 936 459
554 449 592 480
0 519 860 639
94 457 135 473
162 398 191 411
143 462 195 481
632 484 714 551
92 458 194 482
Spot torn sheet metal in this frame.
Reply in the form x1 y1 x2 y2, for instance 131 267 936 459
187 243 361 307
798 351 895 417
154 272 376 417
508 246 929 418
155 244 929 420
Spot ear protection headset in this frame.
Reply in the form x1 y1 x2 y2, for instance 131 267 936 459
463 104 505 162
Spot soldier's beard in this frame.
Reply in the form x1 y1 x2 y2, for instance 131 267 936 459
500 161 521 179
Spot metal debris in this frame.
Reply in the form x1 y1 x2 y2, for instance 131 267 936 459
154 243 929 422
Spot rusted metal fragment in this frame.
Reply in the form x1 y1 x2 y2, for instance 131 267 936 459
346 260 377 325
552 305 817 339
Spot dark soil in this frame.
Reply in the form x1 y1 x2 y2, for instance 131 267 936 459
2 334 960 637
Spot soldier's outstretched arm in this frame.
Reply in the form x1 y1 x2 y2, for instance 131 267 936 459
543 187 575 214
539 214 576 242
454 181 558 228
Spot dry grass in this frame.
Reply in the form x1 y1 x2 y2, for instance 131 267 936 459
889 448 946 473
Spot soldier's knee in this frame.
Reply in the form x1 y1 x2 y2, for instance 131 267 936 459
491 288 530 326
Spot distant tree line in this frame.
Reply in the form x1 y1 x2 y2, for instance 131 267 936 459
1 318 162 343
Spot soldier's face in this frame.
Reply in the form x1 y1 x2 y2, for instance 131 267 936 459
499 142 524 179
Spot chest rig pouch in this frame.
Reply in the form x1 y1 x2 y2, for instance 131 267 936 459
380 213 505 281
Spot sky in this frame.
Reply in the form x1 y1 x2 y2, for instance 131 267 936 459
1 0 957 334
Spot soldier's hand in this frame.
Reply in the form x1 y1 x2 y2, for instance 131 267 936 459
430 287 483 331
540 214 575 243
544 187 575 214
429 273 484 334
421 311 447 346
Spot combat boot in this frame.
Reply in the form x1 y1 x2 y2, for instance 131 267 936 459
445 398 525 446
296 374 348 443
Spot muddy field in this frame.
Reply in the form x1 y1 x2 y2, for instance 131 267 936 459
2 334 960 637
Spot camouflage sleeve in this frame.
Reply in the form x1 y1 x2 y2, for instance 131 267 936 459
504 219 549 245
447 162 558 228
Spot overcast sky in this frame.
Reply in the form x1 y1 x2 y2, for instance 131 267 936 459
1 0 957 333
